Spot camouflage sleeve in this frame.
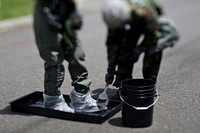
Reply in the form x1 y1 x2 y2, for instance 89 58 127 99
105 28 124 73
149 0 164 15
147 16 180 55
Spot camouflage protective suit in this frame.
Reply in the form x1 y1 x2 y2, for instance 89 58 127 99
34 0 91 96
104 0 170 87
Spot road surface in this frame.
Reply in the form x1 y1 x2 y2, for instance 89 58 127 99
0 0 199 133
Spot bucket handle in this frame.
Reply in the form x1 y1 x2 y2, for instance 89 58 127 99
119 90 159 110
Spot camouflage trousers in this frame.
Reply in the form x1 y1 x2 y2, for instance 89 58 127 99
33 1 91 96
112 50 163 88
142 51 163 81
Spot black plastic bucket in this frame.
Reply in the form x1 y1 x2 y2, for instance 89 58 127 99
121 79 156 92
120 79 159 128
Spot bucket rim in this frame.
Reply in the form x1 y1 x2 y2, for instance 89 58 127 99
120 79 156 89
120 87 155 92
121 90 156 97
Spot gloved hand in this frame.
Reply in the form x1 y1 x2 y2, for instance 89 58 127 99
129 48 141 63
69 11 83 30
105 72 114 85
63 11 83 36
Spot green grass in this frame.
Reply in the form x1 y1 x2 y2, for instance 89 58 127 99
0 0 35 20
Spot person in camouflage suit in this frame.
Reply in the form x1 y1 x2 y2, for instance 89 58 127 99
34 0 100 112
102 0 179 88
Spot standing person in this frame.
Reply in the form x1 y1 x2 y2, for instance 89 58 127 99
102 0 179 88
34 0 99 113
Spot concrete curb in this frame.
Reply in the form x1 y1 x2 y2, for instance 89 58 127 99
0 0 84 34
0 16 33 33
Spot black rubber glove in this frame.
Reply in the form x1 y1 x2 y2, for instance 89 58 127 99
69 11 83 30
105 72 114 85
63 12 83 38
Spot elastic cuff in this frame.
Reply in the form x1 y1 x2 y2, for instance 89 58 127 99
44 89 61 96
74 85 90 94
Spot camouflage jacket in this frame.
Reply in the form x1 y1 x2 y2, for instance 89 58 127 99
105 0 164 73
42 0 76 23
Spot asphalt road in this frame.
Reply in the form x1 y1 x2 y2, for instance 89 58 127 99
0 0 200 133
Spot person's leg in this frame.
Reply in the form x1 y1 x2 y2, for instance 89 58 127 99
61 19 91 93
34 0 65 96
113 63 133 88
113 25 142 88
34 1 74 112
67 42 91 93
61 19 99 112
142 51 163 82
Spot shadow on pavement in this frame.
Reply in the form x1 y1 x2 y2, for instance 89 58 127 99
92 88 128 128
92 87 118 99
0 105 31 116
108 117 127 128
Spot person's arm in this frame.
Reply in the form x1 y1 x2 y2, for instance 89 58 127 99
148 16 180 55
105 28 124 73
150 0 165 15
103 28 125 84
42 0 77 31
